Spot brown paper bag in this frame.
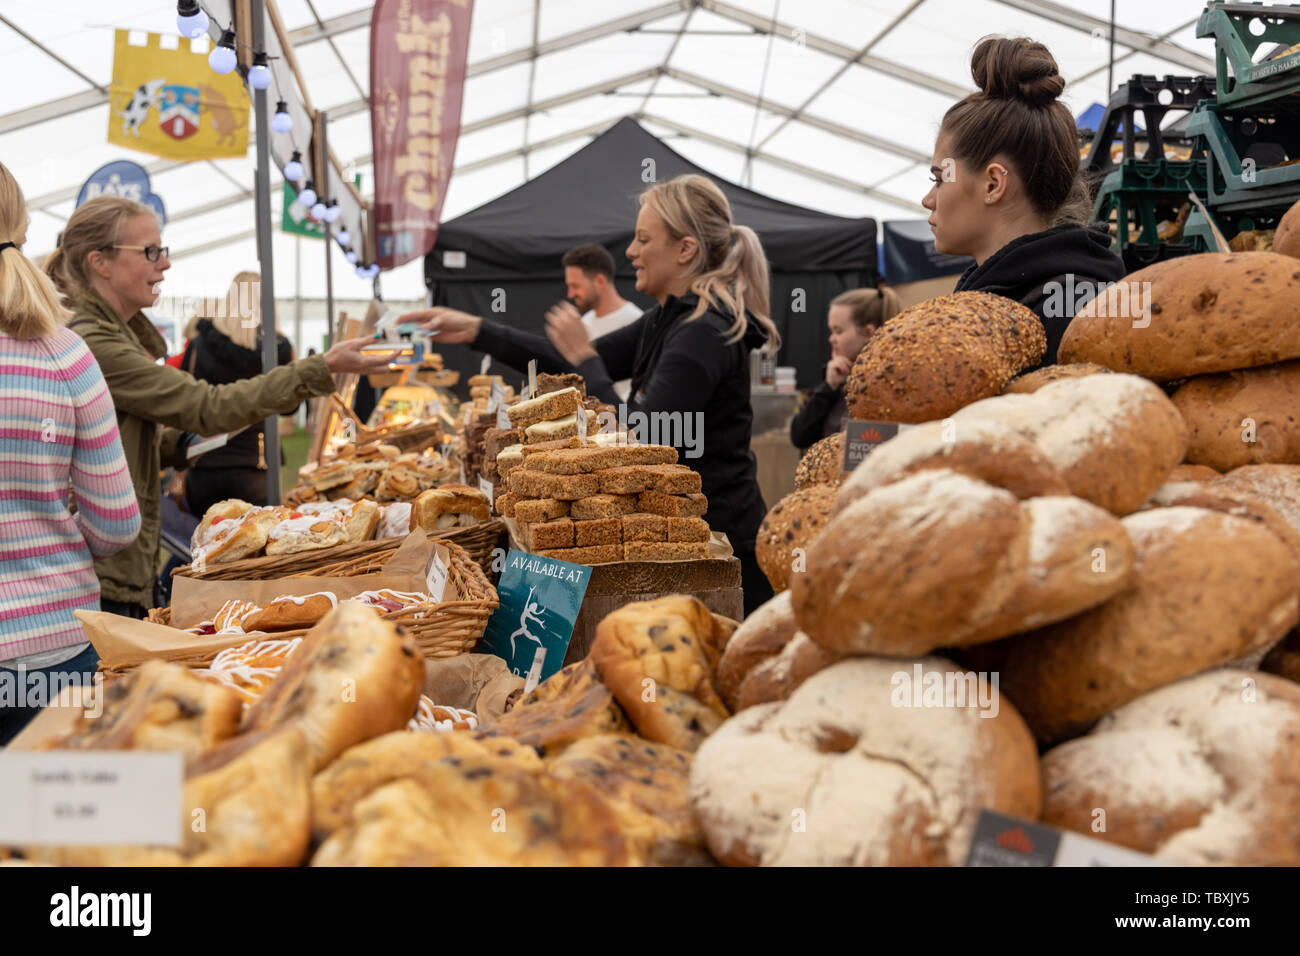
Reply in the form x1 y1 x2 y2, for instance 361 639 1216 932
421 653 524 722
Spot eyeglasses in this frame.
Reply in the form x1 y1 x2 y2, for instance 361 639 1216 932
112 244 170 263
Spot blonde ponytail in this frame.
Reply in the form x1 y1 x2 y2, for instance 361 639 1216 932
0 161 71 339
641 174 782 351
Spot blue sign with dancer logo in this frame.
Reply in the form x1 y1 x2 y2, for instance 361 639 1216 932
478 550 591 690
75 160 167 224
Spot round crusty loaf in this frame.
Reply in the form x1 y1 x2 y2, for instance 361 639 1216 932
1040 669 1300 865
844 291 1045 423
736 634 843 711
755 483 836 593
794 433 844 490
953 373 1187 515
1059 252 1300 380
1001 362 1112 394
715 591 798 711
964 507 1300 745
1275 197 1300 260
689 657 1041 866
1143 480 1300 573
1171 359 1300 471
1212 464 1300 537
793 469 1135 656
837 418 1069 511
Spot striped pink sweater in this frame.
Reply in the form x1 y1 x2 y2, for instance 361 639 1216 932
0 326 140 661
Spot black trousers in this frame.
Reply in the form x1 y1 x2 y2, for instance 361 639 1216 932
186 466 272 517
738 548 774 617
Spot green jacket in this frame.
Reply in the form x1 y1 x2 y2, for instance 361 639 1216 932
67 291 335 607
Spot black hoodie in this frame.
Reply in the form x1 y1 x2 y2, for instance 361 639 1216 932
472 292 768 551
954 224 1125 366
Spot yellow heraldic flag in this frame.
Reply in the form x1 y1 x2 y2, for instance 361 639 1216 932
108 29 249 159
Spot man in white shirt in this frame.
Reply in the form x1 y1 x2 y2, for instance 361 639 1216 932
562 244 641 401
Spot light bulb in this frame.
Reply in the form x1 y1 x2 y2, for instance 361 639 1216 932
271 101 292 134
209 29 237 74
367 264 381 279
298 183 317 207
324 202 341 223
283 151 303 182
248 53 272 90
355 265 368 278
337 227 350 245
310 201 326 220
176 1 208 38
345 250 358 264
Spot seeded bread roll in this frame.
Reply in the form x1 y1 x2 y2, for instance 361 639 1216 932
1171 359 1300 471
965 507 1300 744
1059 252 1300 380
844 291 1046 423
794 433 845 490
792 470 1135 657
1001 362 1112 394
952 373 1187 515
755 484 837 593
689 657 1041 866
1040 669 1300 865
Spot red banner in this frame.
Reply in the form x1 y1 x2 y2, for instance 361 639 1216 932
370 0 473 270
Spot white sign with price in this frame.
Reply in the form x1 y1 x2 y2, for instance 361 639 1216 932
0 751 183 846
479 474 495 505
424 546 450 603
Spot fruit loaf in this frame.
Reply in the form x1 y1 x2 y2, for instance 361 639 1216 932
1171 359 1300 471
964 507 1300 744
844 291 1046 423
1059 252 1300 380
1040 669 1300 865
793 470 1135 656
688 657 1041 866
755 484 836 592
951 373 1187 515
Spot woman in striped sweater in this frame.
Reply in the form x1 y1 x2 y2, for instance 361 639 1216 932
0 162 140 744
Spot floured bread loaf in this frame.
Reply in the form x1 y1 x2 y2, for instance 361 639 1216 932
1142 480 1300 570
689 657 1041 866
793 470 1135 656
1172 360 1300 471
715 591 798 710
1212 464 1300 536
966 507 1300 744
845 291 1045 422
1059 252 1300 380
952 373 1187 514
1041 670 1300 865
242 602 425 771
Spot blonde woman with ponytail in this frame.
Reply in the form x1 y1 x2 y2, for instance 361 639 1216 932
406 173 781 613
0 163 140 743
49 196 392 618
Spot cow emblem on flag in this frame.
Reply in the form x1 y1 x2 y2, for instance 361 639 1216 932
158 84 200 141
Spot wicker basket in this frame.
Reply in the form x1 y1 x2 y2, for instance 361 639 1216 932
174 519 505 580
112 542 498 676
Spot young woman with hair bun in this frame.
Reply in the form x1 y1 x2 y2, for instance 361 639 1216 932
923 35 1124 364
406 173 781 613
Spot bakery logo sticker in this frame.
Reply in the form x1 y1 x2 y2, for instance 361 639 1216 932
478 549 591 689
841 419 916 471
596 405 704 459
50 886 151 936
966 810 1160 867
890 663 999 717
1041 276 1152 328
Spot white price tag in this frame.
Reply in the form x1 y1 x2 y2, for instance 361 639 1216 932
497 404 510 429
424 548 449 603
479 354 491 376
527 359 538 399
0 751 183 846
576 408 587 442
488 379 505 413
523 646 547 693
479 474 494 505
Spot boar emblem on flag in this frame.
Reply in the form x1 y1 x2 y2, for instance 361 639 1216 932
159 84 200 141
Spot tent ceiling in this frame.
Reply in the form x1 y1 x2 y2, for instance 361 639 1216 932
4 0 1216 302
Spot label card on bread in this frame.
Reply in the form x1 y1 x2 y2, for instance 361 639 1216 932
575 404 587 442
478 474 494 504
487 379 505 413
496 404 510 430
965 811 1159 867
0 751 183 846
477 549 591 686
527 359 537 399
424 545 450 603
842 419 915 471
480 354 491 376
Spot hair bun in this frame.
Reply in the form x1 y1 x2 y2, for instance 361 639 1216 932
970 36 1063 107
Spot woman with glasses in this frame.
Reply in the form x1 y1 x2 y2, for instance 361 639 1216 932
45 196 392 619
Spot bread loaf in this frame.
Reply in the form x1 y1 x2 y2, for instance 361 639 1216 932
755 484 836 593
715 591 797 710
1171 359 1300 471
1142 480 1300 571
965 507 1300 744
1040 669 1300 865
952 373 1187 514
844 291 1045 423
1271 195 1300 260
794 433 844 489
735 634 844 711
1212 464 1300 536
793 470 1134 656
688 657 1041 866
1059 252 1300 380
1001 362 1112 394
1167 463 1218 482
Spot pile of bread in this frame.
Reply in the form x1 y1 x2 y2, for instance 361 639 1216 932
466 372 514 412
728 275 1300 865
190 487 490 568
287 441 456 506
187 587 431 639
